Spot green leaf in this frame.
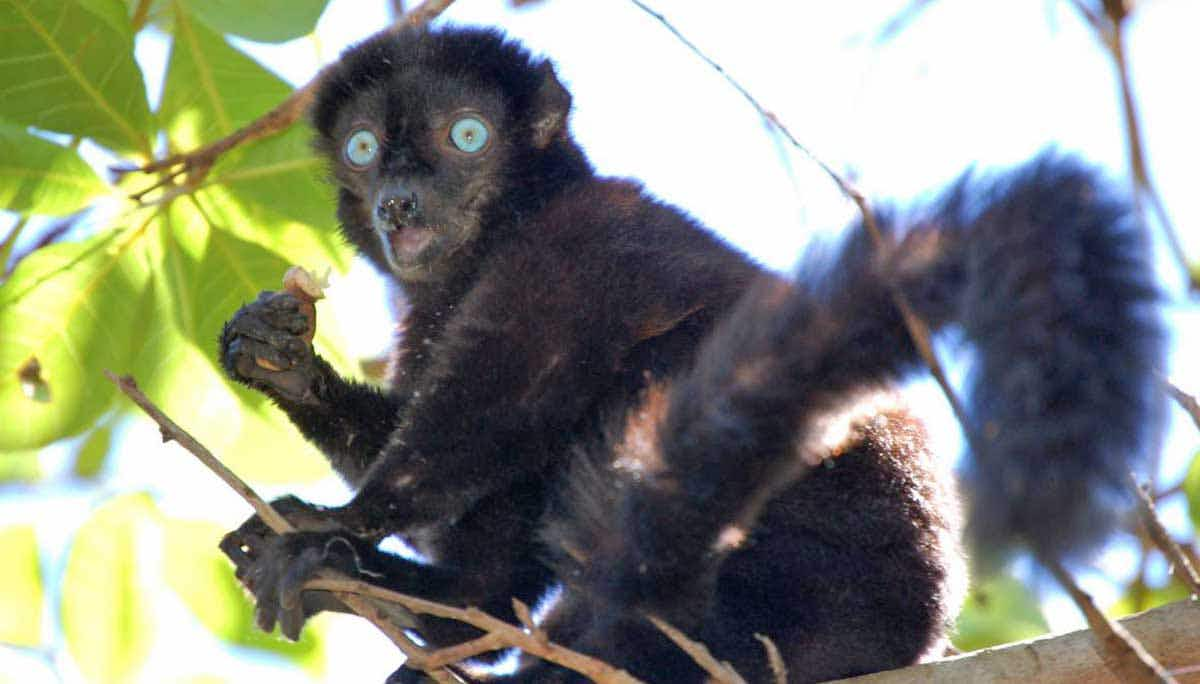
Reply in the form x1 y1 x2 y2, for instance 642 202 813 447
0 525 42 647
74 423 113 478
208 125 336 237
160 6 291 149
0 0 152 156
159 9 345 266
61 494 156 683
0 225 154 450
0 449 40 482
180 0 328 43
0 120 108 215
156 200 299 355
952 574 1048 652
1185 449 1200 530
1110 578 1193 617
164 519 323 670
78 0 136 38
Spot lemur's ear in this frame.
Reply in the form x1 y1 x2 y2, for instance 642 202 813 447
531 62 571 149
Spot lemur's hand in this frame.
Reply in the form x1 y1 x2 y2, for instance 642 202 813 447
219 495 352 640
219 290 322 404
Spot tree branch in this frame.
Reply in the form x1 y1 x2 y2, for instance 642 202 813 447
828 599 1200 683
754 632 788 684
305 577 645 683
1070 0 1196 292
1042 553 1175 683
1166 380 1200 433
1132 478 1200 597
119 0 459 206
643 613 746 684
629 0 977 451
102 371 461 683
105 369 653 681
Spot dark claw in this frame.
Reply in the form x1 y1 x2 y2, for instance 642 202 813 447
242 533 361 640
278 544 327 640
229 337 294 373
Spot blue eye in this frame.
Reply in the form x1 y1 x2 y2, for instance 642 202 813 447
344 129 379 167
449 116 489 153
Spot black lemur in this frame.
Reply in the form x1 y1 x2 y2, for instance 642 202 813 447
218 25 1163 683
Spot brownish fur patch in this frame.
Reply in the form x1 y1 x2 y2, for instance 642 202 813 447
632 303 704 342
612 382 672 478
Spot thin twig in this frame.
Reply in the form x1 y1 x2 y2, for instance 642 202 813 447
1131 477 1200 597
1071 0 1196 292
873 0 935 42
1042 553 1176 683
119 0 459 205
754 633 788 684
307 577 646 683
102 371 459 683
1165 380 1200 433
106 370 648 681
643 614 747 684
104 371 291 531
391 0 456 28
630 0 978 447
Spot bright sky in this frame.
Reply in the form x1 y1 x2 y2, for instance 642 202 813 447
4 1 1199 682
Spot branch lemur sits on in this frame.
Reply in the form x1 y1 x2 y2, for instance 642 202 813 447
218 25 1163 683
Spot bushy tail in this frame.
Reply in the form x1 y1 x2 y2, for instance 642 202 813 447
684 153 1164 561
948 156 1164 558
547 154 1163 623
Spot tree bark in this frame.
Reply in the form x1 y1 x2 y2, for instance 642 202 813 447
830 600 1199 683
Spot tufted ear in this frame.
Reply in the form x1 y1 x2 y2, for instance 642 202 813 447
531 62 571 149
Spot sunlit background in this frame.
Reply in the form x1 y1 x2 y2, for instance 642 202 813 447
2 0 1198 681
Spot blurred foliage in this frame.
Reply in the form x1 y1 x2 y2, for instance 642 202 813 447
164 518 324 671
0 0 343 680
1185 447 1200 529
61 494 156 683
0 525 43 647
0 0 1196 681
1111 576 1194 618
951 574 1049 653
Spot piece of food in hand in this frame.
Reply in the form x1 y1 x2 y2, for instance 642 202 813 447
254 266 328 371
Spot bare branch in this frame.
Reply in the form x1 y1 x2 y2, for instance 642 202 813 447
1070 0 1196 291
104 370 652 681
630 0 977 449
120 0 459 206
393 0 456 28
754 633 788 684
874 0 935 42
102 370 460 683
1166 380 1200 433
306 577 646 683
1132 478 1200 597
828 600 1200 683
1043 553 1175 683
643 614 747 684
103 371 292 532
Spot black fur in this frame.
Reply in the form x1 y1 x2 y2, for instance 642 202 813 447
217 26 1163 683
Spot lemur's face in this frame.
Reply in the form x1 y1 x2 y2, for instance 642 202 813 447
312 28 571 284
317 73 510 283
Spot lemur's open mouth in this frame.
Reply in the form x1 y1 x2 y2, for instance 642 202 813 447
387 225 436 260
